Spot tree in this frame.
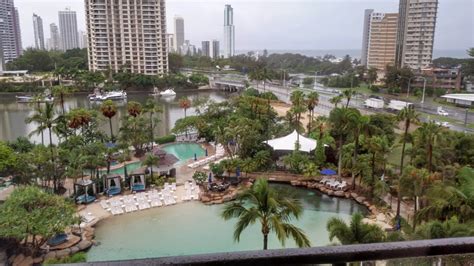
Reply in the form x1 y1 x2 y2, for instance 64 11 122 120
143 99 162 147
0 142 17 175
329 107 360 178
221 178 311 250
302 77 315 86
350 115 370 190
396 105 420 218
415 122 442 173
343 89 356 108
306 91 319 133
0 186 78 254
100 100 117 142
327 212 385 244
329 95 343 108
178 97 192 118
25 104 47 145
290 90 306 139
366 136 390 189
127 101 142 117
143 153 159 179
367 67 378 87
412 217 474 240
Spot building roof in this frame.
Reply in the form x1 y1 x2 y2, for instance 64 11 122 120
441 94 474 102
265 130 317 153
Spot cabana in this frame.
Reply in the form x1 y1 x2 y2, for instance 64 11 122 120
130 168 146 192
104 174 122 196
74 179 97 204
265 130 317 153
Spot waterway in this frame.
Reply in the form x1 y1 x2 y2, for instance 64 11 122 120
0 90 228 144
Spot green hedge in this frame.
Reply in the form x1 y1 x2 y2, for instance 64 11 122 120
155 134 176 144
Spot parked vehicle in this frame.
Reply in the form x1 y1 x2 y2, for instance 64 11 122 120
364 98 384 109
434 121 450 128
437 107 449 116
387 100 412 111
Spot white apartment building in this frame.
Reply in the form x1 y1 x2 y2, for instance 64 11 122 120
59 9 80 51
396 0 438 70
85 0 168 75
223 4 235 58
33 14 45 50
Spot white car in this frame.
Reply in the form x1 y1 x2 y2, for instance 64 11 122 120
437 107 449 116
435 121 450 128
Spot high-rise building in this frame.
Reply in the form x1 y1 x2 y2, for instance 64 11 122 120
49 23 61 50
33 14 45 50
223 4 235 58
201 41 210 57
174 16 184 54
85 0 168 74
59 9 79 51
360 10 398 71
166 33 175 53
180 40 195 56
78 30 87 49
0 1 22 63
212 40 220 59
395 0 438 70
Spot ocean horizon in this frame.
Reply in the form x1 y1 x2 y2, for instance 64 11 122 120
236 49 470 59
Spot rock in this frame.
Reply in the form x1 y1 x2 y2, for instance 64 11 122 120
327 190 334 196
355 196 366 203
334 191 345 197
32 257 43 264
55 248 71 258
77 240 92 251
351 192 358 199
363 201 371 207
376 213 387 222
70 246 80 254
200 196 210 203
214 199 224 204
43 252 56 260
222 195 233 202
344 192 351 198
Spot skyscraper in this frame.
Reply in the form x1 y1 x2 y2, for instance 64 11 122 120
395 0 438 70
212 40 220 59
360 10 398 71
223 4 235 58
33 14 45 50
78 30 87 49
0 0 22 62
166 33 175 53
202 41 210 57
49 23 61 50
174 16 184 54
58 9 79 51
85 0 168 74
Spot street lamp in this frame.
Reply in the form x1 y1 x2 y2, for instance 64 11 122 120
351 74 360 89
418 77 427 106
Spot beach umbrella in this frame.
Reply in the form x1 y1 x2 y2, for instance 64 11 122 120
208 172 212 183
320 169 337 175
205 148 208 156
194 153 197 161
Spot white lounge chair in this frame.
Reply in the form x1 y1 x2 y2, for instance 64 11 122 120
336 181 348 190
319 177 330 184
138 202 150 210
100 200 109 209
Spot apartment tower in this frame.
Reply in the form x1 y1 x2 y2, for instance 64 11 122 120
361 10 398 71
395 0 438 70
174 16 184 54
212 40 220 59
223 4 235 58
85 0 168 74
59 9 79 51
33 14 45 50
201 41 210 57
0 0 22 62
48 23 61 50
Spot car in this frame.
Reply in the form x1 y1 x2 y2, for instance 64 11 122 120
331 89 342 94
437 107 449 116
434 121 450 128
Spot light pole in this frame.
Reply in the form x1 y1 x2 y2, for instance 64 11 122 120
419 77 427 106
350 74 359 89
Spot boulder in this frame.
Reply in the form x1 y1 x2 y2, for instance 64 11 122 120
344 193 351 198
200 196 211 203
214 199 224 204
77 240 92 251
43 252 57 260
70 246 80 254
376 213 387 222
222 195 233 202
32 257 43 264
355 196 366 203
11 254 25 266
327 190 334 196
55 248 71 258
334 191 345 197
351 192 358 199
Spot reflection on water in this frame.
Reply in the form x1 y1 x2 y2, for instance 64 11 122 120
0 90 227 143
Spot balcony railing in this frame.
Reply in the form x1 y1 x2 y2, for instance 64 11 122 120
76 237 474 265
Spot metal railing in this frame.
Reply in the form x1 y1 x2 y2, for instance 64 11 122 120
77 237 474 265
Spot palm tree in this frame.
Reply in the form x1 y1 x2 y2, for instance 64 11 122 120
417 122 442 173
100 100 117 142
329 95 343 108
366 136 390 194
143 153 159 180
343 89 356 108
26 104 47 145
178 97 192 118
350 115 370 190
396 105 419 218
327 212 385 244
52 85 73 115
412 217 474 240
290 90 306 142
260 68 272 92
144 99 162 148
127 101 142 117
329 107 360 178
221 178 311 250
306 91 319 133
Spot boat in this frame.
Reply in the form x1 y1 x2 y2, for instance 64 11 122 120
89 90 127 101
16 95 54 103
150 87 160 96
160 89 176 96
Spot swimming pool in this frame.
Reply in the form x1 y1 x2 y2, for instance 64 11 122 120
98 161 142 176
86 184 367 262
161 143 205 162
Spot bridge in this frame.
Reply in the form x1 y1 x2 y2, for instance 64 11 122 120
210 79 246 92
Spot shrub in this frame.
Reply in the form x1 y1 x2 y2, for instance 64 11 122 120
193 171 208 185
259 91 278 101
210 162 224 176
44 252 87 265
369 86 380 93
155 134 176 144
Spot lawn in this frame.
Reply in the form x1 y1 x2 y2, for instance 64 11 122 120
387 135 411 168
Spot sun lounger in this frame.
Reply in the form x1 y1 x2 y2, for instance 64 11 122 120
329 181 341 189
100 200 109 209
125 204 138 213
138 202 150 210
336 181 348 190
150 199 162 207
111 206 124 215
171 183 176 191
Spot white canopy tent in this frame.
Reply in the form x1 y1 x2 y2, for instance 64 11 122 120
265 130 317 153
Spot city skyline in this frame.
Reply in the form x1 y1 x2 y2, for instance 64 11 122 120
11 0 474 54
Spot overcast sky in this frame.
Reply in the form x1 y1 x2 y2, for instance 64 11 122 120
15 0 474 52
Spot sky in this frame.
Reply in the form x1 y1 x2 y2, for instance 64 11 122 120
15 0 474 53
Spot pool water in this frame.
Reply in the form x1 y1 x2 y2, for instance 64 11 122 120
162 143 205 162
98 161 142 176
86 184 367 262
